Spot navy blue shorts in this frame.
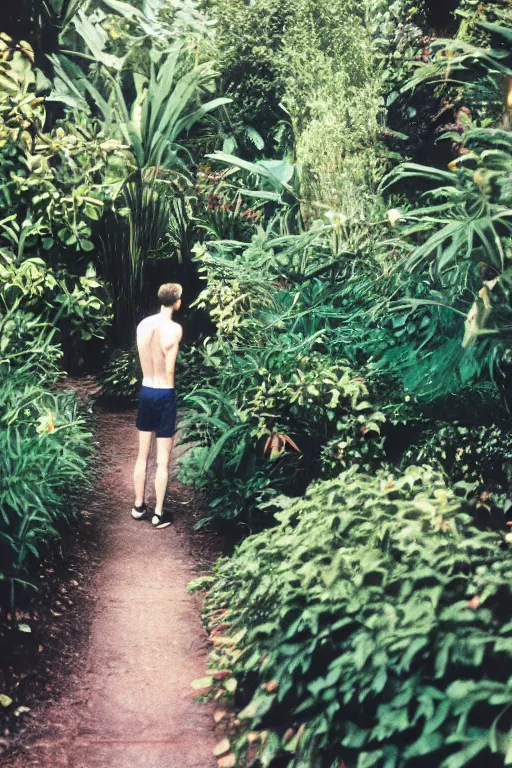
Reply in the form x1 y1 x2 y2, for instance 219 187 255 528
136 386 177 438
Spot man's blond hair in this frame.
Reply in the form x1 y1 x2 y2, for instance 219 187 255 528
158 283 182 307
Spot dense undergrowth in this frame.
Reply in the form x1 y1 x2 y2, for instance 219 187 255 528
1 0 512 765
197 465 512 767
0 303 93 620
183 1 512 767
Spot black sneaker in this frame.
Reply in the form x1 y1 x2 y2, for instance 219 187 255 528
151 511 173 529
131 503 150 520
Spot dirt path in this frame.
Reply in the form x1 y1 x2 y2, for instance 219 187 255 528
8 407 218 768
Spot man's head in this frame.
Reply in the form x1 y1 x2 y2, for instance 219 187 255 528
158 283 182 311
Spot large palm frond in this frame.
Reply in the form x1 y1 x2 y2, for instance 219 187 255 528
120 45 230 170
59 20 230 170
403 21 512 95
382 128 512 280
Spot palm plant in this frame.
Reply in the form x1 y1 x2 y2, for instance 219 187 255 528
124 47 230 170
383 127 512 281
403 17 512 107
382 129 512 398
99 170 172 343
51 22 231 341
378 8 512 399
53 34 230 171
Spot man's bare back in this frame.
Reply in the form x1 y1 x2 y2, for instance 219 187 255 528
136 313 182 388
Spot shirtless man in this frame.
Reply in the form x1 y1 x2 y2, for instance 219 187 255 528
131 283 183 529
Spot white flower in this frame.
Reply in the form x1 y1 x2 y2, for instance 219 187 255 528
387 208 402 227
325 211 347 227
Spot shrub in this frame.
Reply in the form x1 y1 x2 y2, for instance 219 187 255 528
403 422 512 487
101 347 141 402
210 0 290 144
0 367 93 616
0 301 93 616
212 0 420 215
0 38 117 356
180 231 388 527
0 304 62 378
277 0 387 216
198 464 512 768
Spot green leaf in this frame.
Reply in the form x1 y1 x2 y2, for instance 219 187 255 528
187 576 215 592
441 736 489 768
259 731 281 767
358 751 384 768
239 691 275 720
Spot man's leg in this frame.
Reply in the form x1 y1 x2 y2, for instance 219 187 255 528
154 436 174 517
133 430 153 507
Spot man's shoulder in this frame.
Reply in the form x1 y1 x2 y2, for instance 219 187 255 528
137 314 158 332
169 319 183 337
161 319 182 343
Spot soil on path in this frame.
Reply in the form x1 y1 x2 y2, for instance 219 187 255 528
5 406 220 768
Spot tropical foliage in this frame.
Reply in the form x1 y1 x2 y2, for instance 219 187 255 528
1 0 512 765
0 36 116 350
182 3 512 767
0 0 226 617
196 465 512 768
0 302 93 619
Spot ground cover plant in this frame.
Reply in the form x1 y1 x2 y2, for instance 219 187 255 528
177 227 389 528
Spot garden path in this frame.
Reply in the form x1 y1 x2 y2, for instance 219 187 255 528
9 406 218 768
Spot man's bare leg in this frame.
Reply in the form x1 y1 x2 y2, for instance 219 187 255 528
154 436 174 518
133 430 153 507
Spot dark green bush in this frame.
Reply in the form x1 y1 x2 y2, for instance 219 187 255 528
403 422 512 487
101 347 141 402
210 0 289 144
198 465 512 768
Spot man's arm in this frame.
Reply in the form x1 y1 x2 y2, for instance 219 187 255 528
162 323 183 386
